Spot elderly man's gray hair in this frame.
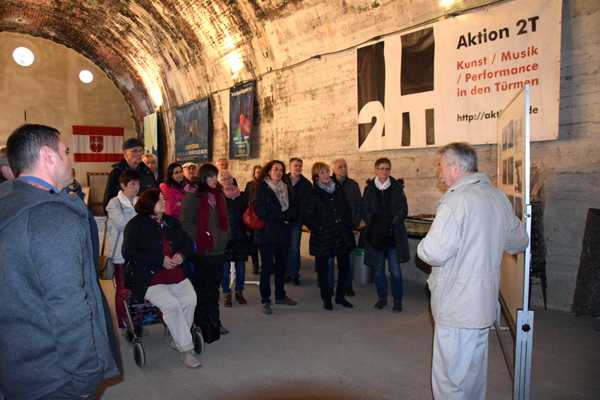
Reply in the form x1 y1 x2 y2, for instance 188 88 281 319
439 142 478 173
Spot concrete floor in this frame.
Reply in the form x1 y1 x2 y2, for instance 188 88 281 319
99 262 599 400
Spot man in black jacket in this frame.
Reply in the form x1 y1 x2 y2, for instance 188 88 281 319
332 158 364 297
102 138 157 210
283 157 312 285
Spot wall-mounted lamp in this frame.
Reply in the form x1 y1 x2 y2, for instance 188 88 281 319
439 0 458 9
226 51 244 75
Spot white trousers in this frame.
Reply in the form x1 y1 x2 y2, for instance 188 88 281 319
145 279 197 352
432 325 489 400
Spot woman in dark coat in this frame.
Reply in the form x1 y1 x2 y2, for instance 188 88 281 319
220 170 250 306
180 163 231 336
303 162 355 310
122 188 200 368
243 165 262 274
254 160 298 315
362 157 410 312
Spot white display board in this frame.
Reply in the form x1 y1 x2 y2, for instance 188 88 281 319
496 86 535 400
357 0 561 151
498 86 529 325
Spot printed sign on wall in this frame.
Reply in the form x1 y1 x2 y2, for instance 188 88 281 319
175 98 211 163
229 81 256 159
357 0 561 151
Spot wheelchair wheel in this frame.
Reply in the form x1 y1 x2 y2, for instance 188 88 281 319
192 327 205 355
133 340 146 368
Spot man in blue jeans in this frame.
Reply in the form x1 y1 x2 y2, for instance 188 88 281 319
283 157 312 285
332 158 363 296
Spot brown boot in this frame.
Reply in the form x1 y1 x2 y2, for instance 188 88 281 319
224 293 232 307
235 291 247 305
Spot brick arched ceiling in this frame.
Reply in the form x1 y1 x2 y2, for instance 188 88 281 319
1 0 471 129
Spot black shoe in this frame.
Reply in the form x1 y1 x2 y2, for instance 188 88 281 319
275 296 298 306
392 302 403 312
346 288 356 297
293 276 300 286
336 298 354 308
263 303 273 315
284 276 293 284
374 299 387 309
323 299 333 311
219 325 229 335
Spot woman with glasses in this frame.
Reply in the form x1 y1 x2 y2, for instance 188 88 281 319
362 157 410 313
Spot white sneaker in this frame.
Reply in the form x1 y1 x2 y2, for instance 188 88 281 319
181 350 201 368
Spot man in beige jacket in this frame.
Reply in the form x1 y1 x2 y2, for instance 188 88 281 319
417 142 528 400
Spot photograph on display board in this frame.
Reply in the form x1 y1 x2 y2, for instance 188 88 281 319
175 98 211 163
515 160 523 194
507 157 514 185
507 120 514 149
514 118 523 149
502 159 508 185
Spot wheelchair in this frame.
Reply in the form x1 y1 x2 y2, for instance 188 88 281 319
115 264 205 368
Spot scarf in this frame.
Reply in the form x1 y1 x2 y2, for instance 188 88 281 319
223 184 241 199
265 177 289 211
317 180 336 194
374 177 391 191
196 188 228 254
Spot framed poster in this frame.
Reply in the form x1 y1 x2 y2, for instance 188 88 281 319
229 81 256 159
175 98 211 163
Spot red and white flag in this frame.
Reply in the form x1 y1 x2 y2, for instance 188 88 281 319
72 125 123 162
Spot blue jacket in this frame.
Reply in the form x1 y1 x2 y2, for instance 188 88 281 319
0 179 118 399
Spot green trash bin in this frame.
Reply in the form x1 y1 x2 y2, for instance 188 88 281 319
352 248 372 286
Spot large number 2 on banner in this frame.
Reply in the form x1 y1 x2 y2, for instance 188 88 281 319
358 101 385 140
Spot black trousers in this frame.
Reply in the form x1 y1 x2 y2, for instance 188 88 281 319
187 254 225 326
315 253 350 301
258 243 288 304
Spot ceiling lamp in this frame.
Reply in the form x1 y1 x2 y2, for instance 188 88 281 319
12 47 35 67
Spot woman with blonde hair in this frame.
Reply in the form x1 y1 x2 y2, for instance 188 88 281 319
303 162 355 310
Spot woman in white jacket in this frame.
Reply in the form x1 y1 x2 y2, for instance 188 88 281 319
105 169 140 328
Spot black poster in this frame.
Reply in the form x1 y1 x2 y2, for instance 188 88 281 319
401 27 435 95
175 98 211 163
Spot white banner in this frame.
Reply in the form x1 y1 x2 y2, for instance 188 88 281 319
357 0 561 151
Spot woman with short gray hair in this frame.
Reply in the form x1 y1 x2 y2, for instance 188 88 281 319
362 157 410 312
